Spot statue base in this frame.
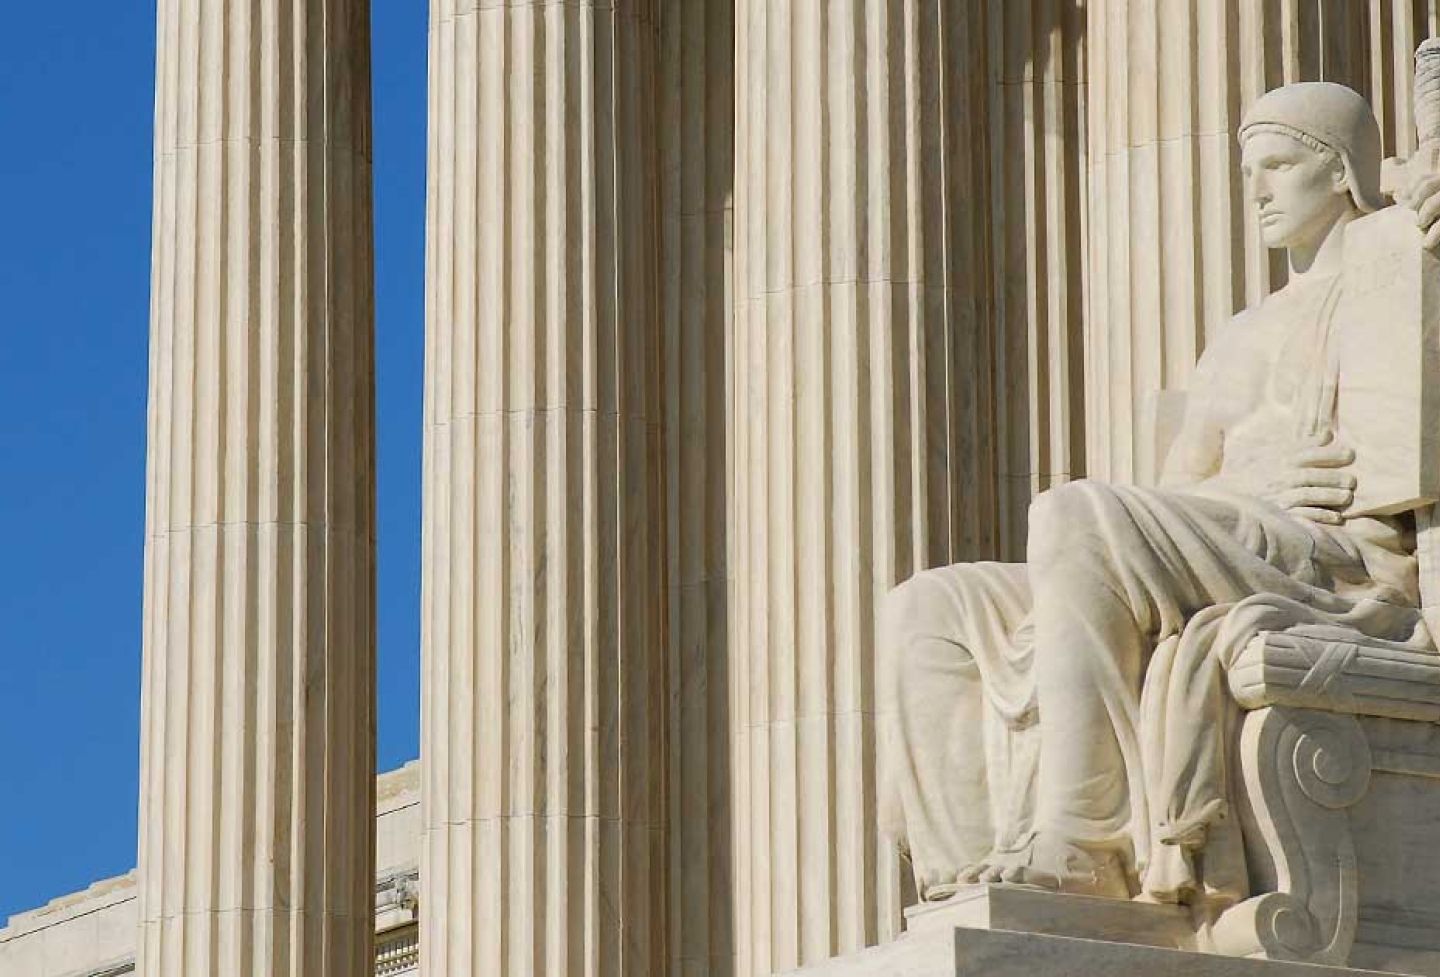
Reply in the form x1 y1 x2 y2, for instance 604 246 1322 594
783 885 1427 976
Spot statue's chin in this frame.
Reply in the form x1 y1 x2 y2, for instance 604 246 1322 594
1258 224 1292 250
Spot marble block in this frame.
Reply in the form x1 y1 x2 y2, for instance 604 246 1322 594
904 884 1196 951
787 885 1440 976
786 927 1404 977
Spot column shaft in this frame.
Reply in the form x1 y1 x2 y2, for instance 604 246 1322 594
136 0 377 975
420 2 668 976
731 2 979 972
983 0 1089 556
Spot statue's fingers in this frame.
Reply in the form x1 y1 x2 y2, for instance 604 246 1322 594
1291 467 1356 490
1292 444 1356 468
1426 219 1440 253
1291 506 1344 526
1417 187 1440 230
1409 173 1440 210
1294 487 1352 508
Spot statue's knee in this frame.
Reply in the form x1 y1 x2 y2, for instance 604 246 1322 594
1028 480 1111 565
883 569 956 639
881 569 975 685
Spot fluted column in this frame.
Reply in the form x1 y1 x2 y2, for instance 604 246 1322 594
659 0 735 974
420 2 667 976
136 0 376 975
730 3 991 973
983 0 1089 556
1086 0 1440 482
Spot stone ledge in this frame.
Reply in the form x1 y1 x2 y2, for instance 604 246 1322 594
788 887 1425 977
0 874 135 942
906 883 1196 951
790 927 1408 977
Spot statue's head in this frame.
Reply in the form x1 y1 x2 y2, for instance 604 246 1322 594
1238 82 1385 252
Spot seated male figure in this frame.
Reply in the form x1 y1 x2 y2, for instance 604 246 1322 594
880 81 1440 908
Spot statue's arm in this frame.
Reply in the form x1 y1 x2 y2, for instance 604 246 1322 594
1159 351 1226 489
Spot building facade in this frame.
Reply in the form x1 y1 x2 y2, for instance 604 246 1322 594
0 765 420 977
11 3 1440 977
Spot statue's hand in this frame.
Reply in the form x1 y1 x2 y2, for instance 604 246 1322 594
1409 172 1440 251
1232 436 1356 525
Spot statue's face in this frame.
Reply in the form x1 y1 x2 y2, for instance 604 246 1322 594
1240 130 1352 250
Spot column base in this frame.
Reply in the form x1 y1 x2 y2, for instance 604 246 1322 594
783 885 1416 976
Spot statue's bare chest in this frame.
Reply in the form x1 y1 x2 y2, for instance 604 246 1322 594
1217 278 1342 462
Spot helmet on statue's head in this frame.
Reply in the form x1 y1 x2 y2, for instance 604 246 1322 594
1239 81 1386 213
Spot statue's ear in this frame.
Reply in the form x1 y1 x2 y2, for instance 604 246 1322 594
1331 156 1352 196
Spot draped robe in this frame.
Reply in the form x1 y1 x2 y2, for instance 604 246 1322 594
879 273 1429 903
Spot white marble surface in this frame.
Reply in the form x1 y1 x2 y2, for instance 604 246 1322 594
418 2 668 975
135 0 378 975
905 884 1195 951
788 927 1406 977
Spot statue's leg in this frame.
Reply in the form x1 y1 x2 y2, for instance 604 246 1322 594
879 563 1031 899
1015 481 1328 896
1025 485 1158 874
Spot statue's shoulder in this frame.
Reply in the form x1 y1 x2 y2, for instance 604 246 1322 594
1227 295 1291 333
1197 306 1267 371
1228 304 1265 327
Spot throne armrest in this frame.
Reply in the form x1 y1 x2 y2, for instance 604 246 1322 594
1229 629 1440 721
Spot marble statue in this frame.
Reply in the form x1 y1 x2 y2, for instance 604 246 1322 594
879 81 1440 915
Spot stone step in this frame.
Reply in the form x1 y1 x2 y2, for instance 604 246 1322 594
787 886 1422 977
790 927 1408 977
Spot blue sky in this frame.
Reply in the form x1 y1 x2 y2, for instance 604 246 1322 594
0 4 428 922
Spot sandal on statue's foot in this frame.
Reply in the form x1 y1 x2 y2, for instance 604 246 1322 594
992 835 1133 899
918 850 1023 901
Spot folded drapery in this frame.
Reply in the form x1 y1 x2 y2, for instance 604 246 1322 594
880 480 1427 904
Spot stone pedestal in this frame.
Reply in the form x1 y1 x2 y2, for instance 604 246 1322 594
787 928 1400 977
419 2 667 976
135 1 377 975
786 887 1403 977
905 884 1194 951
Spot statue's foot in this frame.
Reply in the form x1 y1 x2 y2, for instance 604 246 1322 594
920 880 966 902
951 836 1131 900
953 846 1033 888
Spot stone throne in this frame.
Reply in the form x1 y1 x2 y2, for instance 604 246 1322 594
1218 622 1440 971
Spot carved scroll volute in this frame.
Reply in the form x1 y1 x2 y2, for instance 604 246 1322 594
1213 707 1371 966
